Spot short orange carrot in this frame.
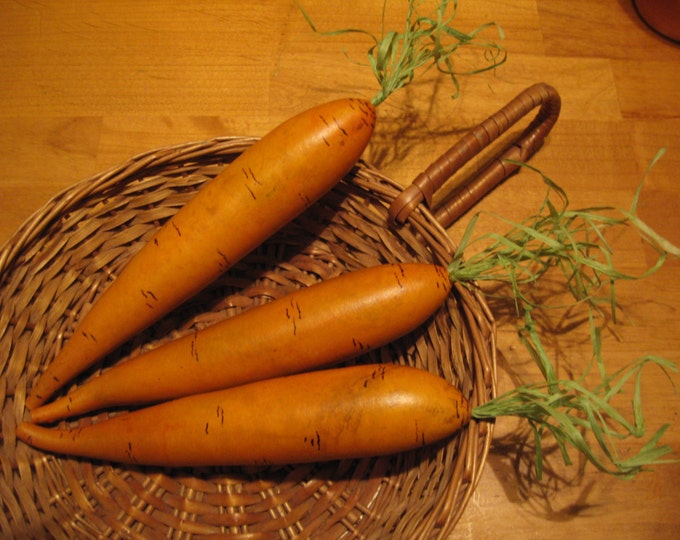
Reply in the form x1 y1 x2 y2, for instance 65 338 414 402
26 98 376 410
17 364 470 467
29 263 451 424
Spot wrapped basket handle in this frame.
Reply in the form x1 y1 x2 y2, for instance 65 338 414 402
388 82 561 228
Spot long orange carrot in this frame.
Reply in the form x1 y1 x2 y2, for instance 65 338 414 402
17 364 470 467
26 98 376 410
29 263 451 424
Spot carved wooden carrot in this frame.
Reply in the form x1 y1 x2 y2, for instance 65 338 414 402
18 364 471 467
29 263 451 424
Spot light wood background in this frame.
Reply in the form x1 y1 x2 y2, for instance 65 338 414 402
2 1 679 538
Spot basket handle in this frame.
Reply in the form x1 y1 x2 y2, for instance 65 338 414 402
388 82 561 228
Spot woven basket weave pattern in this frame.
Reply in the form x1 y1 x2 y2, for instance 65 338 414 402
1 137 496 539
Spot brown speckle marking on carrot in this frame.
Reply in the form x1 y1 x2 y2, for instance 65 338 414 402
365 365 386 386
308 431 321 451
392 266 406 290
52 375 60 383
371 365 387 380
415 421 426 447
321 136 330 147
351 99 376 126
142 289 158 300
298 192 312 208
242 167 262 199
153 238 159 247
141 289 158 308
352 338 368 351
190 331 199 363
171 220 182 237
332 117 348 137
126 441 138 463
243 167 262 185
216 405 225 425
434 265 451 290
285 300 301 336
205 422 209 435
216 249 231 270
81 331 98 342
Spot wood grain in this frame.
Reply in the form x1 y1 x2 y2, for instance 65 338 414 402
1 1 679 538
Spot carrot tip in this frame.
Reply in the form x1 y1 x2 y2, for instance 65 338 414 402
15 422 33 443
25 394 42 411
28 406 47 424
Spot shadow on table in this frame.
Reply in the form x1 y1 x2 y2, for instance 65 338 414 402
479 282 612 521
486 426 605 522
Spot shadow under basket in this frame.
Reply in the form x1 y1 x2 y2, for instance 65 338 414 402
0 83 560 539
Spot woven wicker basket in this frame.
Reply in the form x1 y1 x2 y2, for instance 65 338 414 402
0 84 559 539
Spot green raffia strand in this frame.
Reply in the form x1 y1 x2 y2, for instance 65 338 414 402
472 310 679 479
449 150 680 315
452 150 680 479
296 0 506 106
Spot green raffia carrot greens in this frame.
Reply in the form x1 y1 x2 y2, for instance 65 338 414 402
472 311 678 479
297 0 506 106
448 150 680 312
453 151 680 479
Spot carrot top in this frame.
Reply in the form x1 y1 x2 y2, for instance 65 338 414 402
449 151 680 479
297 0 506 106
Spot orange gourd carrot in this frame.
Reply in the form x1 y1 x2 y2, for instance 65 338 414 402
17 364 471 467
29 263 452 424
26 98 376 410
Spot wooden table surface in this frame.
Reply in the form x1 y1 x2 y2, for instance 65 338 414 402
2 1 679 538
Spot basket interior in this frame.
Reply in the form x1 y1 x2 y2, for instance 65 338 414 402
0 137 496 540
